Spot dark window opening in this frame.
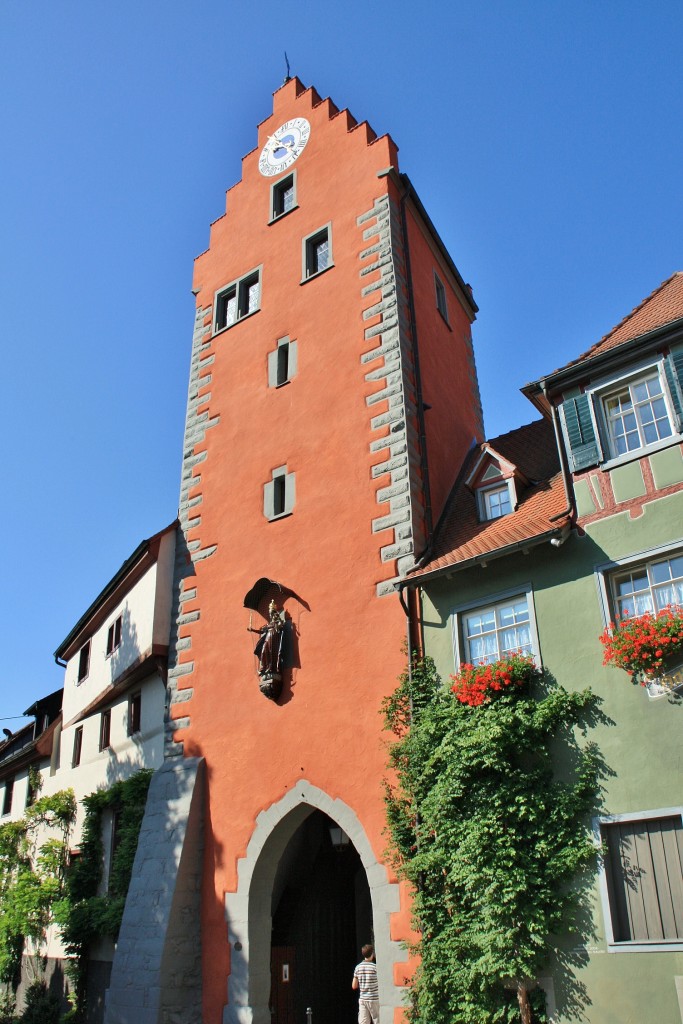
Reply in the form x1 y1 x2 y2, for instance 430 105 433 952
99 710 111 752
106 615 122 656
216 286 237 330
77 641 91 683
274 475 286 517
277 343 290 387
128 692 142 736
273 175 295 219
2 779 14 816
435 273 448 322
72 726 83 768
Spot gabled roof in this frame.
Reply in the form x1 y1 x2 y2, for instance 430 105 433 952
523 273 683 414
54 520 177 663
571 272 683 366
409 419 569 582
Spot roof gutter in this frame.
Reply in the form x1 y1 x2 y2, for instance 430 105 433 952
406 521 571 587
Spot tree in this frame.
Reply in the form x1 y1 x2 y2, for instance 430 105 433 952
383 655 601 1024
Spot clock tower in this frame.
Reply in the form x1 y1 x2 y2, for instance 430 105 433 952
105 77 483 1024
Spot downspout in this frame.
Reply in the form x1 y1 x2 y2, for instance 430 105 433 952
541 380 575 523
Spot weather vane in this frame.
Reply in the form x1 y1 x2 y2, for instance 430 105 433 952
284 51 291 84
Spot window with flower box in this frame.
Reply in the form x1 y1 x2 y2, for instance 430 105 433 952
598 546 683 697
451 588 539 670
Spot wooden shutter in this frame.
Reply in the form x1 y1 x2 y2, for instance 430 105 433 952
603 816 683 942
664 350 683 429
560 394 602 471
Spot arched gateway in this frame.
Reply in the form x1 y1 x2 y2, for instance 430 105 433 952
224 783 406 1024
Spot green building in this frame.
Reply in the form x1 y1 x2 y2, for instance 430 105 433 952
407 273 683 1022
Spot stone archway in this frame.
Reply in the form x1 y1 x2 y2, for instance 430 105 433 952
223 781 406 1024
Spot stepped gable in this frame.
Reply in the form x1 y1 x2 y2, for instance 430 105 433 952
411 418 568 578
552 272 683 375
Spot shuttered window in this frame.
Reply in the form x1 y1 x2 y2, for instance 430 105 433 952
560 352 683 471
602 815 683 943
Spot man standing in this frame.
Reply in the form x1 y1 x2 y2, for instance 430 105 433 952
352 944 379 1024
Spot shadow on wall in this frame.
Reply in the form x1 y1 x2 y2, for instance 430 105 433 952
540 671 615 1023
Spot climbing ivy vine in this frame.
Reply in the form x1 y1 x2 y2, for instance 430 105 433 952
383 654 603 1024
0 776 76 986
54 769 152 1016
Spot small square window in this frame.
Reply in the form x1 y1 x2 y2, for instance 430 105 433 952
72 726 83 768
128 692 142 736
214 267 262 333
271 173 296 221
434 272 449 323
2 779 14 816
99 710 111 752
479 483 512 521
106 616 122 657
302 225 332 281
600 812 683 945
77 641 91 683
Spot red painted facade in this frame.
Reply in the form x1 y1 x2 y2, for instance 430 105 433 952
171 78 482 1023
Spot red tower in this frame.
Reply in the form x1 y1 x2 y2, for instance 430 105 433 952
166 78 483 1024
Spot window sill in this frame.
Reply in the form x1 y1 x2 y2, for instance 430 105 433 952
300 264 335 286
437 309 452 331
268 204 299 226
213 307 261 338
266 511 293 523
607 940 683 953
600 433 683 472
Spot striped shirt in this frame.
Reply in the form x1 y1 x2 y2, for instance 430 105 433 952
354 959 379 1000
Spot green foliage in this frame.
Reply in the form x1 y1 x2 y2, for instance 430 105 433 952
0 990 16 1024
55 770 152 1014
17 982 60 1024
383 655 602 1024
0 790 75 986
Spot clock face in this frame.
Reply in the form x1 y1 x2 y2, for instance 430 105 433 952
258 117 311 177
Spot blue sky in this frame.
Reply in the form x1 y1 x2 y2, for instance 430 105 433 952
2 1 682 718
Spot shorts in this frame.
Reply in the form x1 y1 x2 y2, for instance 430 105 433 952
358 998 380 1024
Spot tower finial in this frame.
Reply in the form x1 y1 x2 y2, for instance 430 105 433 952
283 51 291 84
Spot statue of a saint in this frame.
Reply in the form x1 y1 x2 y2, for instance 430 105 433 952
248 600 293 699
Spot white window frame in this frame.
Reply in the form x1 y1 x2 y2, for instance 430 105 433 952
586 357 681 468
450 585 540 672
595 542 683 699
301 224 333 282
476 480 515 522
213 266 262 335
593 807 683 952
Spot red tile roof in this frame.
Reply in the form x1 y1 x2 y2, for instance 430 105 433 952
555 272 683 374
410 419 569 580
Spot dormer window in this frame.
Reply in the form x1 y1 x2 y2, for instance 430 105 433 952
481 484 512 521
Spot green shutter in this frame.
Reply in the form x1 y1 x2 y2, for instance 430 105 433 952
664 351 683 428
561 394 602 471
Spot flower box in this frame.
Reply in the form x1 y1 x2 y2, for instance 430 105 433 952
450 653 541 707
599 607 683 690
